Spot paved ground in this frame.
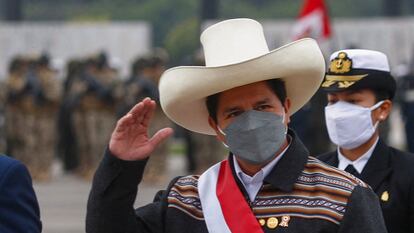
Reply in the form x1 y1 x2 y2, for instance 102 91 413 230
34 155 186 233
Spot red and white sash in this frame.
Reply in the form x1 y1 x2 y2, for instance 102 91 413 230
198 159 264 233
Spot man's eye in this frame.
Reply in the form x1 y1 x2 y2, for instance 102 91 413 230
227 111 242 118
255 105 270 111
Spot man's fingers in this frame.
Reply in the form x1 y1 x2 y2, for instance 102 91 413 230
115 113 134 132
117 97 155 133
131 98 152 123
129 98 153 120
128 101 144 116
142 100 156 127
136 102 151 124
149 127 174 147
128 104 143 123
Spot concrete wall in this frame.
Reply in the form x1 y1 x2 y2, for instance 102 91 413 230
2 17 414 78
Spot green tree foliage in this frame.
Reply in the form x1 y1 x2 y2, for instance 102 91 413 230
164 18 199 65
25 0 198 43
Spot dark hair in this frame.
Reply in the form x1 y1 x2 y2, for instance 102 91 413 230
131 57 150 75
372 89 392 102
37 53 50 67
147 56 165 68
8 57 24 73
206 79 287 123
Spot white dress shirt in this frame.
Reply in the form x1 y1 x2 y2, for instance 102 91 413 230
233 140 290 202
337 137 379 174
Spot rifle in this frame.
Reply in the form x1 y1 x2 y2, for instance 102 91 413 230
25 66 45 105
80 71 113 103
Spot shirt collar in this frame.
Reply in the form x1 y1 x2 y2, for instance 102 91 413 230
337 136 379 173
233 136 291 188
228 129 309 193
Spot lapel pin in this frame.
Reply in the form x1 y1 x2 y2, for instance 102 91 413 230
381 191 389 202
279 215 290 227
267 217 279 229
258 219 265 226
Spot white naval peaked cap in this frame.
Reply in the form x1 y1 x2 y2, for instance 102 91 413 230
329 49 390 72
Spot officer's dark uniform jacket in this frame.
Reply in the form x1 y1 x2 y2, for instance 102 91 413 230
318 139 414 233
86 130 387 233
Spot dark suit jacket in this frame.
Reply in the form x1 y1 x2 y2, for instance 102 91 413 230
87 130 387 233
0 155 42 233
318 139 414 233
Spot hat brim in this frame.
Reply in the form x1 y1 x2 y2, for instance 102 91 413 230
159 38 325 135
321 70 396 99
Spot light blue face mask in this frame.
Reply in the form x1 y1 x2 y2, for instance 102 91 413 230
218 110 287 165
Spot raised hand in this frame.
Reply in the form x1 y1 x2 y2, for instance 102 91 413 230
109 97 173 161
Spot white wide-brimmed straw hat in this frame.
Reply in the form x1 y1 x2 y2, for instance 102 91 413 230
159 18 325 135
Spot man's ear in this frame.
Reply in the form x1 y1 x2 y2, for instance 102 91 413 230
208 116 225 142
283 98 292 124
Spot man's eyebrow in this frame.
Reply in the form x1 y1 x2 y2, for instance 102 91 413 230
254 98 271 106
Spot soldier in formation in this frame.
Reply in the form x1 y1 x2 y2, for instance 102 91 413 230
120 50 172 184
5 54 61 181
67 53 121 179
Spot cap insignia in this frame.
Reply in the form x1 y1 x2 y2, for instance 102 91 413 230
321 74 368 88
330 52 352 74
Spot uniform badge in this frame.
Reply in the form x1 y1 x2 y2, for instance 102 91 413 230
330 52 352 74
381 191 389 202
338 81 356 88
279 215 290 227
258 218 266 226
266 217 279 229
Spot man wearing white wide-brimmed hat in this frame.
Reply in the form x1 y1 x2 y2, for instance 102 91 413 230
86 19 386 233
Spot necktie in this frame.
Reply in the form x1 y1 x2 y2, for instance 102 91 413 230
345 164 361 178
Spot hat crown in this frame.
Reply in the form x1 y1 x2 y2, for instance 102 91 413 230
329 49 390 72
200 18 270 67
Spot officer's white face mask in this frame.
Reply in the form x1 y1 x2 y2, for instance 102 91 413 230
325 100 384 150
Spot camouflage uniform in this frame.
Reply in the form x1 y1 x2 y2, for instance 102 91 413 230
57 60 83 171
70 55 120 179
5 56 61 181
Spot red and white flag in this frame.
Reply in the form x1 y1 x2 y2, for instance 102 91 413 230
291 0 332 41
